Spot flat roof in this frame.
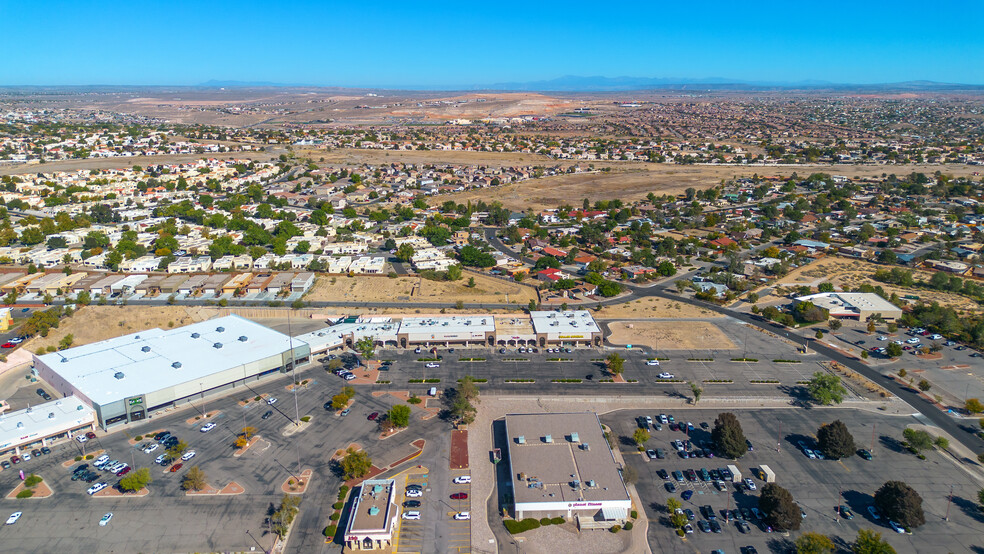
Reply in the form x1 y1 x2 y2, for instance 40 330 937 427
295 320 400 351
399 315 494 336
530 310 601 335
494 316 535 339
36 315 298 405
0 397 94 451
347 478 397 534
796 292 901 315
504 412 630 506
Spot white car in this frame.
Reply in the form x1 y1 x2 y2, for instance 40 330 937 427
646 360 660 366
5 511 21 525
155 454 168 465
453 476 471 484
94 454 110 466
181 451 196 461
744 478 756 491
657 372 674 379
22 454 30 461
877 336 887 341
267 397 278 405
87 483 108 495
99 512 113 526
76 435 88 444
453 512 470 520
425 362 440 368
929 334 943 340
889 520 905 534
8 337 23 344
343 373 356 380
645 416 653 427
906 338 920 344
143 443 159 454
402 511 421 520
892 340 904 345
660 414 669 424
804 449 817 459
867 505 881 520
405 489 422 498
200 423 216 433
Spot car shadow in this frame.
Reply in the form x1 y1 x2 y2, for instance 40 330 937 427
784 432 814 451
766 536 795 553
878 435 907 454
842 489 875 521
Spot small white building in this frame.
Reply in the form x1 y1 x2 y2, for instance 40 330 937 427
0 397 95 458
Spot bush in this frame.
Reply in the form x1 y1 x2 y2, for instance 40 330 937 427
630 510 638 519
74 456 82 462
23 474 42 488
623 521 633 530
300 416 311 422
333 501 343 510
539 517 552 525
16 490 34 499
329 513 340 521
255 396 261 401
550 517 564 525
503 518 541 534
135 435 143 441
609 525 621 533
85 454 93 460
323 525 337 538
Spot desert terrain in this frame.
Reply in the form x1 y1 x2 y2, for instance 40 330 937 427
303 274 537 305
606 320 736 350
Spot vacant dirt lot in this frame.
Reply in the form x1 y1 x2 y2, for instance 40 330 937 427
26 306 205 353
297 147 556 168
304 274 537 305
767 257 981 313
607 321 736 350
434 163 982 212
595 296 723 319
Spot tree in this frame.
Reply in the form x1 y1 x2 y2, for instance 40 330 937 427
796 532 835 554
917 379 931 392
874 480 925 529
902 428 933 453
606 352 625 375
340 447 373 479
933 436 948 450
828 319 842 331
818 282 835 293
690 382 703 404
331 393 350 410
977 487 984 510
76 290 91 305
817 420 856 459
759 483 802 531
388 405 411 428
867 320 877 333
446 264 462 281
458 375 480 403
806 371 847 405
271 494 302 537
666 497 682 514
852 529 897 554
354 335 376 359
711 412 748 459
815 329 824 339
327 359 343 371
467 276 475 288
166 440 188 460
632 428 650 446
118 467 152 492
449 394 477 425
886 342 903 357
965 398 984 414
395 243 415 262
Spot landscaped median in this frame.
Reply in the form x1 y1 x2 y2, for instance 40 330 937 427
504 379 535 383
281 469 313 494
701 379 734 384
6 473 52 499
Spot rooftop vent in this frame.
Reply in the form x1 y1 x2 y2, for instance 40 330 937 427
60 357 68 363
368 506 380 516
76 405 83 411
134 335 140 339
48 412 55 419
213 342 223 349
55 400 62 406
517 435 525 444
372 484 383 494
238 336 248 342
172 362 182 369
216 326 225 333
544 434 553 443
114 372 125 380
16 422 23 428
191 332 201 339
587 480 596 487
569 432 580 443
141 346 151 352
581 442 590 451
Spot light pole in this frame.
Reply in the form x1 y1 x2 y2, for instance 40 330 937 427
945 484 953 521
245 529 267 553
272 457 300 483
287 310 300 426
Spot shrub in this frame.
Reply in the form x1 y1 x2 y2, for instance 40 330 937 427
255 396 262 401
323 525 337 538
539 517 552 525
74 456 82 462
609 525 621 533
333 501 343 510
503 518 541 534
16 490 34 499
408 395 422 405
329 513 340 521
300 416 311 422
630 510 638 519
85 454 93 460
135 435 143 441
550 517 564 525
623 521 633 530
23 474 42 487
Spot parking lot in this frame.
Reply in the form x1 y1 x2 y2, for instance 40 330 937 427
605 408 984 554
391 467 472 554
0 360 454 553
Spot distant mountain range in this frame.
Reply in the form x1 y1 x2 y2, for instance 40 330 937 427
194 76 984 93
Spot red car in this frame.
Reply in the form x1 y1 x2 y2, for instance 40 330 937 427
85 431 97 440
450 492 468 500
116 467 131 477
367 412 379 421
10 455 20 464
169 463 183 473
1 343 15 349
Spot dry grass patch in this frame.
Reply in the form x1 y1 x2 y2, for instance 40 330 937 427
594 296 722 319
27 306 202 354
607 321 736 350
305 274 535 304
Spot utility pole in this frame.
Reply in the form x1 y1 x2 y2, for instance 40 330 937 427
777 420 782 453
945 484 953 521
871 423 877 454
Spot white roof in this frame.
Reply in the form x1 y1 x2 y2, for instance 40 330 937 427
36 315 296 405
399 315 494 336
0 396 93 451
530 310 601 335
796 292 901 315
295 321 400 351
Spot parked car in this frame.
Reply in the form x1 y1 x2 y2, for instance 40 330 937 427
657 372 674 379
450 492 468 500
262 411 273 419
87 483 108 495
838 506 854 519
200 423 216 433
76 435 88 444
425 362 440 368
646 359 660 366
6 511 22 525
405 489 422 498
403 500 420 508
453 475 471 484
453 512 470 520
645 449 657 460
266 397 278 405
99 512 113 526
665 482 677 493
340 408 350 416
181 451 196 461
858 449 872 460
169 463 183 473
744 478 756 491
402 511 421 520
85 432 96 439
868 505 881 520
143 443 158 454
656 469 669 480
889 520 905 533
681 490 693 501
367 412 379 421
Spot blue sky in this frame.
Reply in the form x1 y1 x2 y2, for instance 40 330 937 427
2 0 983 87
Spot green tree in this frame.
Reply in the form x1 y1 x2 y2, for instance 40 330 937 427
632 428 650 446
166 440 188 460
902 428 933 453
388 404 411 428
467 276 475 288
815 329 824 339
446 264 462 281
933 436 948 450
458 375 480 403
759 483 802 531
271 494 302 537
917 379 931 392
690 382 703 404
828 318 842 331
965 398 984 414
354 335 376 359
118 467 152 492
886 342 903 357
852 529 897 554
606 352 625 375
874 480 925 529
75 290 91 305
796 532 835 554
395 243 415 262
340 447 373 479
817 420 856 459
331 393 350 410
806 371 847 405
711 412 748 459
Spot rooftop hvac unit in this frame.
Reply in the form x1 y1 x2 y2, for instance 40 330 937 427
172 362 182 369
569 432 580 443
581 442 590 451
216 326 225 332
587 480 596 487
141 346 151 352
517 435 525 444
114 372 125 380
191 332 200 339
544 434 553 443
213 342 223 349
238 336 248 342
48 412 55 419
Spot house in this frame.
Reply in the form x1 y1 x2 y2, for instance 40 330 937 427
621 265 655 280
694 281 728 297
536 268 567 282
709 237 737 249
